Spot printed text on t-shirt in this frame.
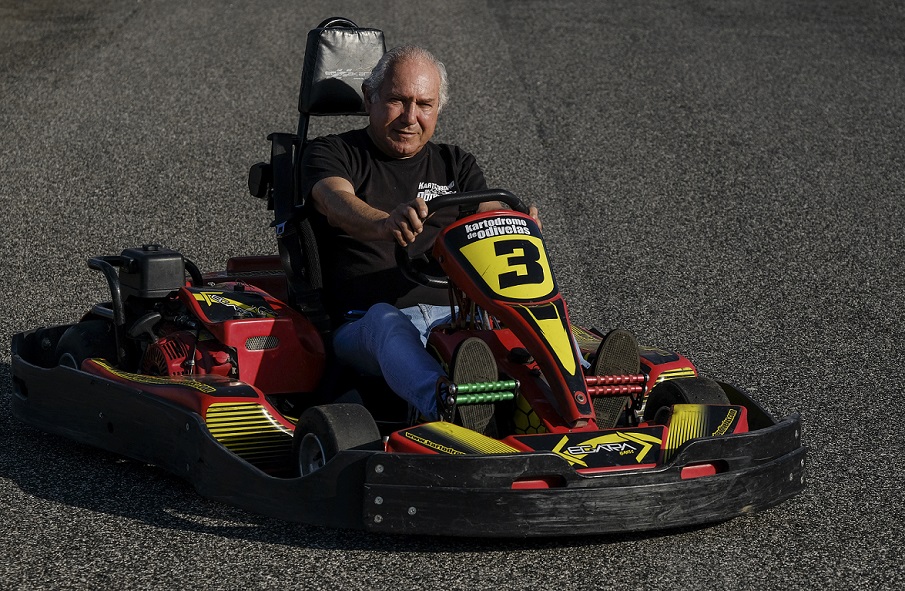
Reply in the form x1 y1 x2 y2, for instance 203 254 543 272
417 181 456 202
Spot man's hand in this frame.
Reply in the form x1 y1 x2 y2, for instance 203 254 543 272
384 198 429 247
527 205 542 231
478 200 543 231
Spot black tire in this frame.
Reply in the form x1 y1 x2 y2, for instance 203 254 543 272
54 320 117 369
292 404 382 476
642 377 730 423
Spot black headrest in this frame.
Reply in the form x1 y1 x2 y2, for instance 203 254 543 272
298 18 386 116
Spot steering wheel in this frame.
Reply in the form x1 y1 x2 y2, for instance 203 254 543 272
395 189 530 288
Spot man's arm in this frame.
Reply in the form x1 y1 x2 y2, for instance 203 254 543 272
310 176 429 246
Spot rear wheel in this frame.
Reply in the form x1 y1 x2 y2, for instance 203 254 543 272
293 404 382 476
642 377 730 424
54 320 117 369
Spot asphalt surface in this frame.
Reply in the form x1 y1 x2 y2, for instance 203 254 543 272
1 1 903 589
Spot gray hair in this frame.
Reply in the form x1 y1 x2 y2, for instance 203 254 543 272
362 45 449 112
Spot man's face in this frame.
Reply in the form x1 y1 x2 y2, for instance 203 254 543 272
365 57 441 159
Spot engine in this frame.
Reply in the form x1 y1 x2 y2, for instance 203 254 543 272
141 330 236 378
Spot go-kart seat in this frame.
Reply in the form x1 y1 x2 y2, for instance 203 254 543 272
248 18 386 331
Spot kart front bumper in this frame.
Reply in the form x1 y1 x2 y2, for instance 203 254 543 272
358 414 804 536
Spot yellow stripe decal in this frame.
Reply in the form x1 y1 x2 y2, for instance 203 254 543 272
92 359 217 393
657 368 697 382
665 404 708 460
421 422 520 455
205 403 293 462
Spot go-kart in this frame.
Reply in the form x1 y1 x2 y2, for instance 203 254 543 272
8 18 805 537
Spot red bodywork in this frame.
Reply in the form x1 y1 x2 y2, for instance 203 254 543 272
176 283 324 394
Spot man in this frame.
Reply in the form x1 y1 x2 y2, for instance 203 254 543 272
303 45 513 421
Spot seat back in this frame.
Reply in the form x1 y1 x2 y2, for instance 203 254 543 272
250 18 385 332
298 17 386 119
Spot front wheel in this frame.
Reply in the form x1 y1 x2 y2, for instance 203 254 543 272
292 404 382 476
642 377 730 424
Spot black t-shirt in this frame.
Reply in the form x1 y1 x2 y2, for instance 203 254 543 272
301 128 488 321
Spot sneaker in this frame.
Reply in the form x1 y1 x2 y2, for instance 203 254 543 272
448 337 498 434
592 328 640 428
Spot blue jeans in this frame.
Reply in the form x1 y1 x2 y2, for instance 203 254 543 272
332 303 453 420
